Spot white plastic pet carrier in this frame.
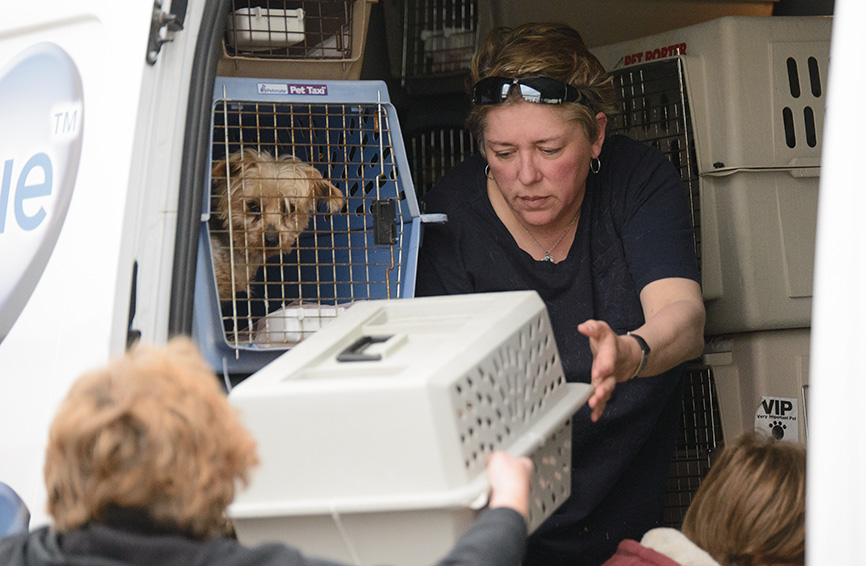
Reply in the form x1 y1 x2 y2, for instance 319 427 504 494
219 0 378 80
192 78 431 376
227 290 592 566
593 16 831 335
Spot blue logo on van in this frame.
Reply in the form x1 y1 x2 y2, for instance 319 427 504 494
0 43 83 343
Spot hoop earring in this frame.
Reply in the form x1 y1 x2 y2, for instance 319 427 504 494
485 164 494 180
590 157 601 174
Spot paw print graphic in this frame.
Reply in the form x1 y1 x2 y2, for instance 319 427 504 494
769 420 787 440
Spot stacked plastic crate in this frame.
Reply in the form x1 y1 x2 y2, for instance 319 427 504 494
593 15 830 523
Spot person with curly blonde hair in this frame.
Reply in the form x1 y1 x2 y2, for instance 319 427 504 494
417 21 705 566
0 337 534 566
602 432 806 566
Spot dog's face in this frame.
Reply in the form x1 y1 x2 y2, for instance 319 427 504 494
211 149 344 260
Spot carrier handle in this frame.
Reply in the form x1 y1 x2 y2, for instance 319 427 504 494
336 335 393 362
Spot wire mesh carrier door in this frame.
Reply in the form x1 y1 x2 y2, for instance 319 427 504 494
226 291 593 565
607 58 701 271
193 78 421 374
224 0 356 60
382 0 477 83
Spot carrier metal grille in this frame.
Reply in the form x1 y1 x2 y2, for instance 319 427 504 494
401 0 477 78
224 0 354 60
664 364 724 528
408 126 475 197
607 58 702 270
209 98 408 348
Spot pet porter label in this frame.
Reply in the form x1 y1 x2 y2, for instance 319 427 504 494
622 43 687 66
0 43 84 342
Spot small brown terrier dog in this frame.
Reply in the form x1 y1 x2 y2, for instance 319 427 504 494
209 148 345 299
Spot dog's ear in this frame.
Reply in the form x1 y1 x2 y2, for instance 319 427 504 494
213 148 262 182
212 150 262 224
299 162 346 213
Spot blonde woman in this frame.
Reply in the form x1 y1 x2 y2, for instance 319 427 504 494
602 432 806 566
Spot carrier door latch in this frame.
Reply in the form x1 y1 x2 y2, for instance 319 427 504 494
146 0 188 65
371 199 398 245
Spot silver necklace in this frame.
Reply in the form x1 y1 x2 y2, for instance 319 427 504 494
519 208 581 263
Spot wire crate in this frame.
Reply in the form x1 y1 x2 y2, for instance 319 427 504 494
192 78 422 375
227 291 593 566
593 16 831 334
219 0 377 80
606 57 702 273
407 125 475 197
383 0 477 85
663 364 724 528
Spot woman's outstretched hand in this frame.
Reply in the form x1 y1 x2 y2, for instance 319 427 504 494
577 319 641 422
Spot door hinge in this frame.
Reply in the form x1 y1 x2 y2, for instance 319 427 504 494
146 0 188 65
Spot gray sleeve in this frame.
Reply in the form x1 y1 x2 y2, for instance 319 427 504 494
435 508 527 566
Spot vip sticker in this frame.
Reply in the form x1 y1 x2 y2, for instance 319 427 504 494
755 396 799 442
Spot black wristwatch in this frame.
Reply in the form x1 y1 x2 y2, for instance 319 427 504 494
626 331 650 379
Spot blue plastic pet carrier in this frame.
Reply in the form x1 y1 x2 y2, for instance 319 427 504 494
193 79 426 376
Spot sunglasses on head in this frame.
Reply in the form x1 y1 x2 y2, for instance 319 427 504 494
472 76 592 107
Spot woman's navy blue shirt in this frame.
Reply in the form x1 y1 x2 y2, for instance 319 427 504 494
416 135 701 566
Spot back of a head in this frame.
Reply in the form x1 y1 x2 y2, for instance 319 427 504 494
682 432 806 566
44 337 259 540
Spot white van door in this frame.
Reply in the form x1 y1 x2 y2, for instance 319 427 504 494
0 0 201 526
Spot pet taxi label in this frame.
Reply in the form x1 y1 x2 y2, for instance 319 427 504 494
755 396 799 443
0 43 83 342
258 83 328 96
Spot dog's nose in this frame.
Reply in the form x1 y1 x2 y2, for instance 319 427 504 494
264 231 280 247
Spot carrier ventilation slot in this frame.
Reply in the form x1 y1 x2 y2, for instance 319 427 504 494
452 313 566 475
780 52 824 150
451 312 570 532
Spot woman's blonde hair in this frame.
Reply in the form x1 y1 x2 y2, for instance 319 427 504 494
466 22 617 149
682 432 806 566
44 337 259 539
